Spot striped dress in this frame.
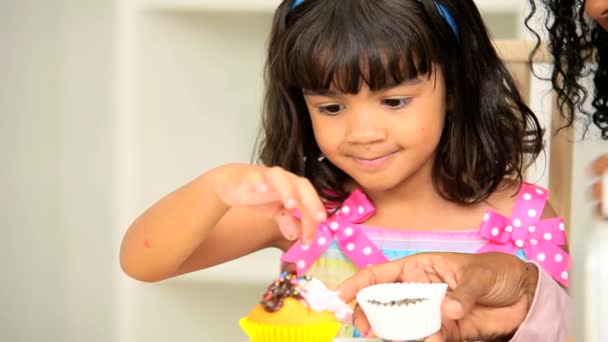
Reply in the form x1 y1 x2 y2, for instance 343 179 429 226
280 182 568 338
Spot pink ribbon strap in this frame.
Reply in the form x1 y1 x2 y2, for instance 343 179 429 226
281 189 389 276
477 183 570 287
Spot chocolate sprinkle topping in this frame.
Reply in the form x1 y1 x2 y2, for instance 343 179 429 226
260 272 310 312
366 298 428 306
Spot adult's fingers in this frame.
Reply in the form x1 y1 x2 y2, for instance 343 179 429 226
424 332 445 342
590 154 608 176
440 267 495 320
590 180 602 202
336 256 436 304
351 305 371 338
336 261 408 303
440 296 467 321
589 155 608 217
601 172 608 217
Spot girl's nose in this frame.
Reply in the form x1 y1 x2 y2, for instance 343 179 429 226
586 0 608 30
344 111 387 144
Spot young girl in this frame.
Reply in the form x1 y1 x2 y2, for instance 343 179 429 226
120 0 570 338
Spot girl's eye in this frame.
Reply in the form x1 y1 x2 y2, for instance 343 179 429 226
383 97 412 109
319 104 345 115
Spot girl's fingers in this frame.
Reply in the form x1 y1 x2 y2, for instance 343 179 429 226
299 207 316 246
293 176 327 222
224 168 277 206
293 176 326 245
245 181 279 204
239 166 327 242
243 167 268 193
263 167 299 210
263 168 320 242
275 209 301 241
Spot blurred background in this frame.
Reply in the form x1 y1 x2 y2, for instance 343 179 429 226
2 0 606 341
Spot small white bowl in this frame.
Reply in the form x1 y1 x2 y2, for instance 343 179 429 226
356 283 448 341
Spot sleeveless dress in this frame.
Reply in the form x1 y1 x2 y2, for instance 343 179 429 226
281 182 570 338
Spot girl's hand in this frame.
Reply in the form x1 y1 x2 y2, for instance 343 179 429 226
214 164 327 244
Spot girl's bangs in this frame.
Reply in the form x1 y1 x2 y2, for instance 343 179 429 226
283 4 438 93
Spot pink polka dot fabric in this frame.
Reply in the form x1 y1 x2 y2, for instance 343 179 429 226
282 183 570 287
477 183 570 287
282 189 389 276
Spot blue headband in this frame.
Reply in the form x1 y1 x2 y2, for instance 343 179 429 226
290 0 460 41
291 0 305 8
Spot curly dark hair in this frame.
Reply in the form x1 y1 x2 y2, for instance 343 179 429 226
257 0 543 205
526 0 608 139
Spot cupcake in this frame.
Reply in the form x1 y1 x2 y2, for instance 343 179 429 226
239 272 352 342
356 283 448 341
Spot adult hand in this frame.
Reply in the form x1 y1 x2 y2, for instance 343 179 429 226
590 154 608 217
337 252 539 342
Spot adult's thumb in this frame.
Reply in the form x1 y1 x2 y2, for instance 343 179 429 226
424 331 445 342
441 295 467 320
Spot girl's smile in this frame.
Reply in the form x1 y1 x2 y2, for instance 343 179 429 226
350 150 401 171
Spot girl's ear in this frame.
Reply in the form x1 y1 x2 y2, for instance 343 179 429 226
435 65 454 114
444 87 455 114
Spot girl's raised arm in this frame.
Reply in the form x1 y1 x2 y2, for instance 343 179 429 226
119 163 325 282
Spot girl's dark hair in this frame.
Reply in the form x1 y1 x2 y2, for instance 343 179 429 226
526 0 608 139
257 0 543 205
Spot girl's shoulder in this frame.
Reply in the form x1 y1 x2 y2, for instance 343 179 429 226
486 178 556 219
484 178 520 215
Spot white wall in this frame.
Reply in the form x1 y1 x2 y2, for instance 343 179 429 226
1 1 115 341
114 10 279 342
2 2 605 342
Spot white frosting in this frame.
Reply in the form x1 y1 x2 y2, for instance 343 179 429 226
298 277 353 323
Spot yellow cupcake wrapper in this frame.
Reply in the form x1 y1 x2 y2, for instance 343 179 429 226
239 317 342 342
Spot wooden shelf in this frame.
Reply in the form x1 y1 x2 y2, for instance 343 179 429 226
494 40 551 63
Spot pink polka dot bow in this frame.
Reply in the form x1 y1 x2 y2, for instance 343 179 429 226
281 189 389 276
477 183 570 287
